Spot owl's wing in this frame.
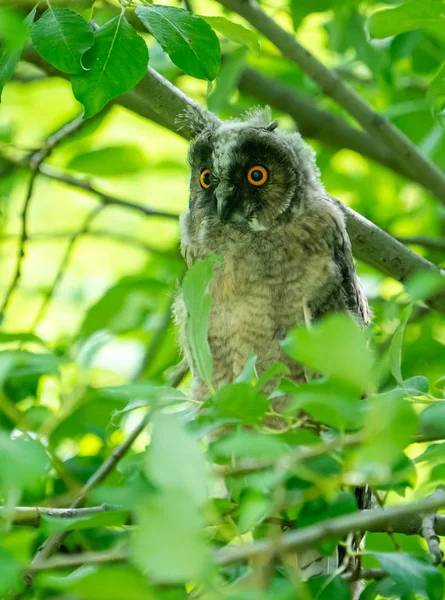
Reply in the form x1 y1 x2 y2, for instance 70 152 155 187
179 209 198 266
326 196 371 326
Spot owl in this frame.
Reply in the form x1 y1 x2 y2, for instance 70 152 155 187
174 107 370 593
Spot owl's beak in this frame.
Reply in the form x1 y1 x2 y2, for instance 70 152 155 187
215 185 236 222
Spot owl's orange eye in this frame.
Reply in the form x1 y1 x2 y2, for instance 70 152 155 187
200 168 211 189
247 165 268 186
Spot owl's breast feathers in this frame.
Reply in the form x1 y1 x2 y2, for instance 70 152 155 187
177 195 369 390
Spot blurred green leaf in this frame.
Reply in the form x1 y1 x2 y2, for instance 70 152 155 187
210 430 287 462
145 412 207 506
67 567 155 600
80 277 167 337
389 304 413 386
0 547 21 597
207 46 246 113
42 510 128 535
133 489 208 583
31 8 94 74
281 313 374 394
209 382 269 425
372 552 443 600
419 403 445 441
182 255 221 392
0 9 34 100
71 15 149 118
0 331 45 345
238 488 270 533
307 574 351 599
201 16 260 56
369 0 445 39
67 145 150 176
2 350 59 403
0 433 49 494
290 0 334 31
136 5 220 81
284 378 362 430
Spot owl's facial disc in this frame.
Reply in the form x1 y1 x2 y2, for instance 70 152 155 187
190 126 299 228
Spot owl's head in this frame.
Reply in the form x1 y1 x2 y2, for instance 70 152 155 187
185 107 323 231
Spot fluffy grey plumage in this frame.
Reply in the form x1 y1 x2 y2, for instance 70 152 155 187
174 108 370 593
175 107 370 401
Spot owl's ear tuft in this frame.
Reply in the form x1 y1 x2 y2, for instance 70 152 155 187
176 105 220 138
241 105 274 128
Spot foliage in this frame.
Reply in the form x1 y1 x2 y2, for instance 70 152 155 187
0 0 444 599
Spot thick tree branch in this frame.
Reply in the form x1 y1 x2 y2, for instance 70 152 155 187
238 68 412 181
19 51 445 312
215 0 445 210
396 236 445 252
24 493 445 577
215 491 445 567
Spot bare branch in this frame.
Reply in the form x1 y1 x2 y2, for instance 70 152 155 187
0 505 115 527
0 114 85 318
215 0 445 209
215 491 445 567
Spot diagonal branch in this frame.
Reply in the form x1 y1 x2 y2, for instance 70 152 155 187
238 68 412 181
215 0 445 209
19 50 445 312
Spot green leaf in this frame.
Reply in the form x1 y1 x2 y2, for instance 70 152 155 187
209 382 269 425
368 0 445 39
207 46 246 113
67 567 155 600
41 510 128 535
71 14 149 119
136 5 220 81
372 552 443 600
290 0 335 31
80 277 167 337
235 353 258 385
210 430 288 462
67 144 150 176
307 574 351 600
403 375 429 396
281 313 374 394
0 434 49 494
389 304 412 386
284 378 362 430
145 412 207 506
352 392 418 482
0 547 21 597
238 488 271 533
0 332 45 345
298 492 357 555
133 489 208 583
419 403 445 441
0 9 34 101
200 16 261 56
182 256 221 392
2 350 59 403
31 8 94 74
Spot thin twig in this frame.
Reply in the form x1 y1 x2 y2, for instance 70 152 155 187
0 115 86 318
30 205 105 331
26 411 150 584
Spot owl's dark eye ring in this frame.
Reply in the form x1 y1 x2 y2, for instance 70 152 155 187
200 168 211 189
247 165 268 186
